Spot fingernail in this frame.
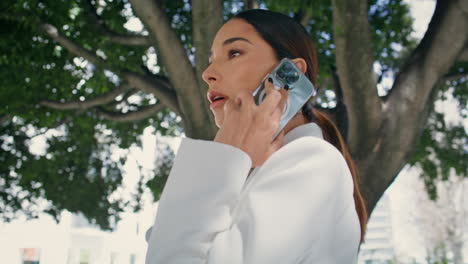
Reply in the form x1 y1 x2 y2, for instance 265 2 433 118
284 84 289 91
268 77 273 83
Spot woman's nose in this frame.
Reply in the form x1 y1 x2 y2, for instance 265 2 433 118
202 64 221 85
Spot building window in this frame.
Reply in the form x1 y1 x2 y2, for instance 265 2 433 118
129 253 136 264
110 252 117 264
79 249 90 264
21 248 41 264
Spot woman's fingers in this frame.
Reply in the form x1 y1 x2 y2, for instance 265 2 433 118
272 104 283 122
258 81 282 115
230 80 288 135
278 88 288 112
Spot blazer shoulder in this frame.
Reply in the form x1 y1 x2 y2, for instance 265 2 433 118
267 136 348 170
248 136 354 197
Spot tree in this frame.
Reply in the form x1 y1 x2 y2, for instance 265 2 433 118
1 0 466 229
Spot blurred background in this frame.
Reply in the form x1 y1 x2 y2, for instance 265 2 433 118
0 0 467 263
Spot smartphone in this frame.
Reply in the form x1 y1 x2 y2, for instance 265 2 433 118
252 58 316 140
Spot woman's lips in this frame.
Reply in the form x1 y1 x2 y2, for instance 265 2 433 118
210 98 228 109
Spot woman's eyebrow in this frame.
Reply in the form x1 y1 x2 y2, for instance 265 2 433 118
222 37 252 46
209 37 253 58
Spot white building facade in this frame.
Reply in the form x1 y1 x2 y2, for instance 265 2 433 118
358 193 396 264
0 209 155 264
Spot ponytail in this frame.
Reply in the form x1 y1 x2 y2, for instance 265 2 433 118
303 102 368 244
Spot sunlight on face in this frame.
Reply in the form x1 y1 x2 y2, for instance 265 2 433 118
202 19 279 128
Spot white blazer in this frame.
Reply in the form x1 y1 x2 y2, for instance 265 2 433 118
145 122 361 263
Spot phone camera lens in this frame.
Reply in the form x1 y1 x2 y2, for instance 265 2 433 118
285 72 299 84
277 62 292 78
276 71 285 79
282 62 293 72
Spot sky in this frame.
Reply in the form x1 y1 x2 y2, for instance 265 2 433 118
5 0 464 263
406 0 436 40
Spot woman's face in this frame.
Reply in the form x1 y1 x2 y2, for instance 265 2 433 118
202 18 280 128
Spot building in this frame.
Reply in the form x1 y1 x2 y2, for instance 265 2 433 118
358 193 396 264
0 207 156 264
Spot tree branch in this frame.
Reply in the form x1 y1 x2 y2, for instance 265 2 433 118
360 0 468 213
331 0 382 154
97 103 166 122
191 0 223 130
457 44 468 61
443 72 468 83
0 114 10 126
293 10 312 28
7 12 116 71
38 19 182 117
242 0 259 9
83 0 151 46
40 83 130 110
121 71 180 115
107 88 138 108
300 13 312 28
129 0 218 139
388 0 468 122
128 0 197 94
39 23 120 72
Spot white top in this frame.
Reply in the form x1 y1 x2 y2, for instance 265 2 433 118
145 122 361 263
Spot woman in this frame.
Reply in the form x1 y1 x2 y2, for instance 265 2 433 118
145 9 368 263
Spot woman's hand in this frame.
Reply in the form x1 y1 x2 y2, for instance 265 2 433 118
214 78 289 168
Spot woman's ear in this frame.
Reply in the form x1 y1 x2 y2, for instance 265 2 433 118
291 58 307 74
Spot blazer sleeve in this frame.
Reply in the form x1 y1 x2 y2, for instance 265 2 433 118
145 137 252 263
145 136 358 264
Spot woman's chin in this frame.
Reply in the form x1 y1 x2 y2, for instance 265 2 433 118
212 112 224 128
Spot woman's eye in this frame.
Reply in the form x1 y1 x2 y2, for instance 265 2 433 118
207 50 241 65
228 50 241 58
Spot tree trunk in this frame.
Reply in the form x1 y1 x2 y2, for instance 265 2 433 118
191 0 223 139
331 0 468 212
129 0 219 140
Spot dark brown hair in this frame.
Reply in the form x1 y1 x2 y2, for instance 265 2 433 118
234 9 368 244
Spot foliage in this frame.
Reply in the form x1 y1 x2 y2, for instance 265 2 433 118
146 140 174 202
409 80 468 200
0 0 466 229
0 0 183 229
